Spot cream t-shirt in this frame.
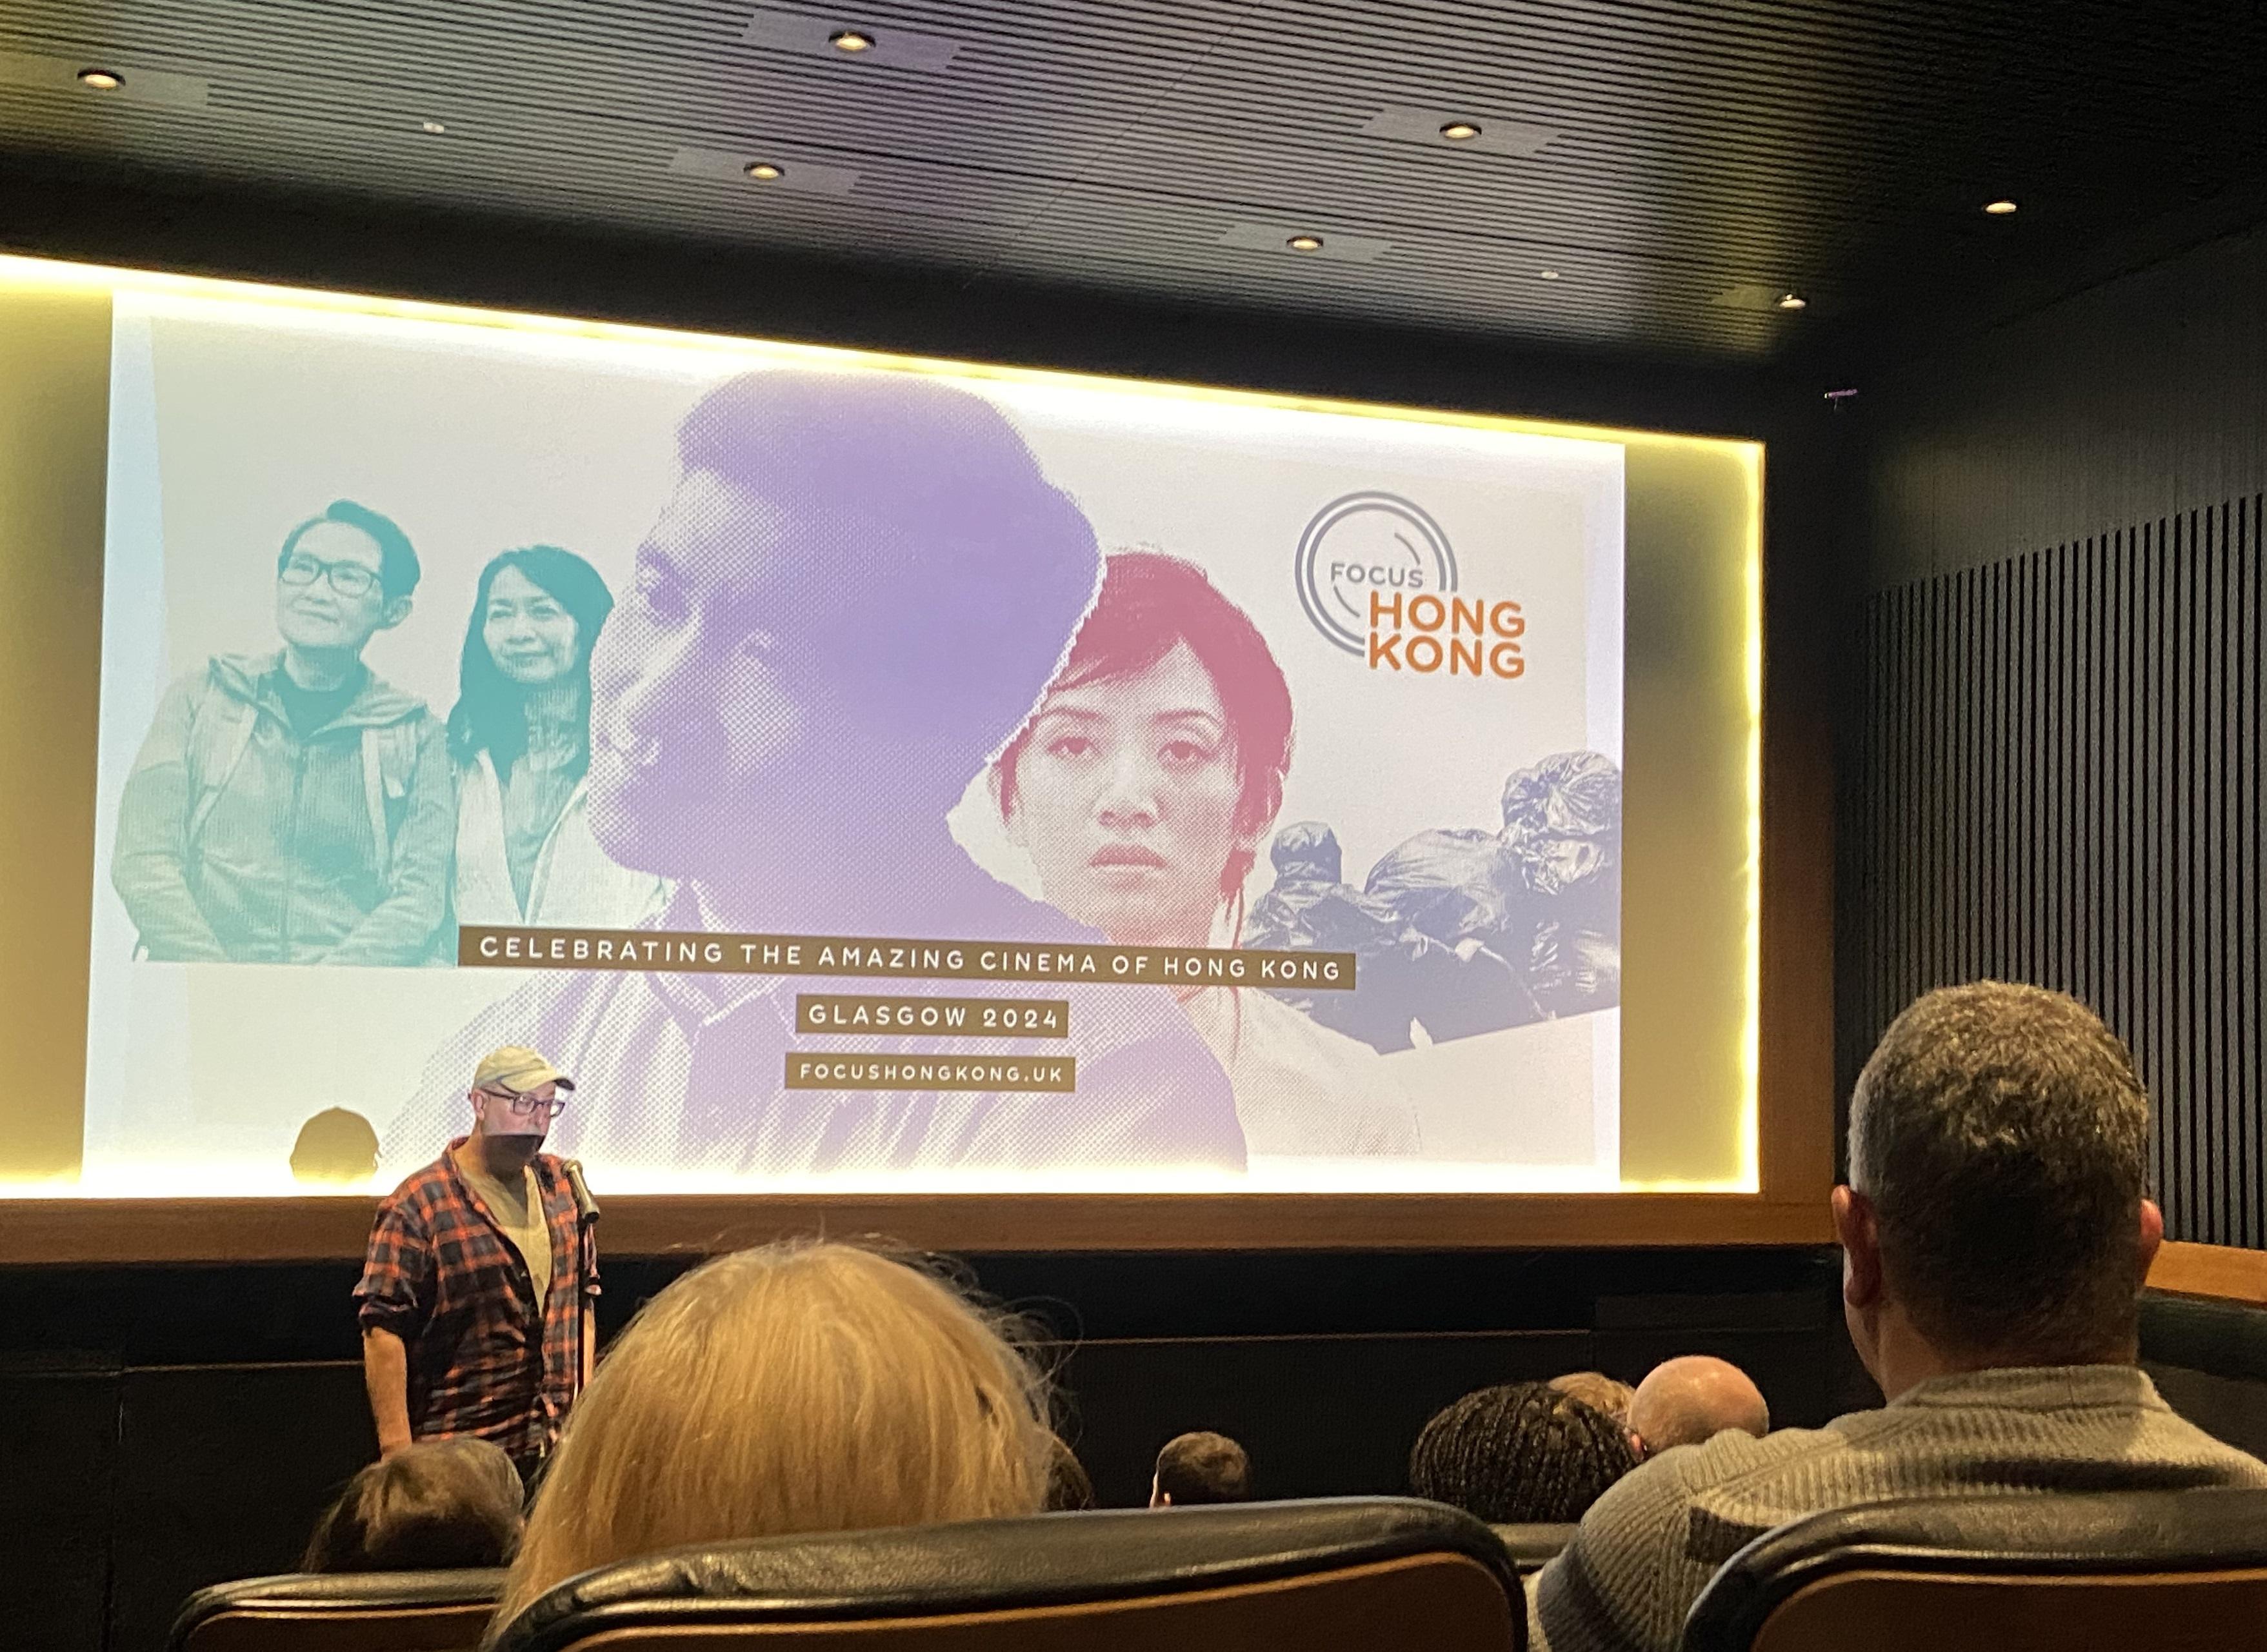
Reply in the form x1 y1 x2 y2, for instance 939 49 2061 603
458 1157 552 1311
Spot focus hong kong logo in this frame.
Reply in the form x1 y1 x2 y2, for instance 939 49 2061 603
1294 491 1524 678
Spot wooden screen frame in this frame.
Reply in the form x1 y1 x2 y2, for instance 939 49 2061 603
0 265 1836 1267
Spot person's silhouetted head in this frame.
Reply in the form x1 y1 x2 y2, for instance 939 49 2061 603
1548 1370 1635 1430
290 1108 381 1184
1627 1357 1770 1456
1409 1382 1637 1525
1150 1431 1252 1507
1044 1436 1096 1511
1836 982 2161 1396
302 1438 523 1571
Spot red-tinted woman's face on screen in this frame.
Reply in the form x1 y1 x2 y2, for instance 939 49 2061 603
1005 641 1247 950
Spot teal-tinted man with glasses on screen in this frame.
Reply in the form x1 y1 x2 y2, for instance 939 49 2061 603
112 498 454 965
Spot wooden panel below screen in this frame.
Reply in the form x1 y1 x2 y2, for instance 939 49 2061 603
0 1192 1834 1266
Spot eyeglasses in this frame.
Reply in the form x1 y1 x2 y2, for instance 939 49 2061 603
280 553 381 598
481 1086 568 1119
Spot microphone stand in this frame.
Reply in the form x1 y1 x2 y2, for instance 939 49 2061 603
563 1159 601 1395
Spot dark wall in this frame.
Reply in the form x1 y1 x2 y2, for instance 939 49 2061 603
1861 219 2267 590
1835 215 2267 1240
0 1248 1866 1652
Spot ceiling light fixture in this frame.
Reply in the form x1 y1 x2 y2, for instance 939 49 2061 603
1777 292 1808 310
1439 120 1482 141
420 120 446 134
77 67 125 90
1286 234 1325 252
1983 198 2019 215
830 28 875 52
1537 268 1561 280
745 161 785 181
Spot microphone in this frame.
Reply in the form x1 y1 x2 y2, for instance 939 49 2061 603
563 1159 600 1224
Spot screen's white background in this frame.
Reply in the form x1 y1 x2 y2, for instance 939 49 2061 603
85 293 1624 1193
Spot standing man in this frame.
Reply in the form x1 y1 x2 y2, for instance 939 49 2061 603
112 497 454 966
355 1046 595 1484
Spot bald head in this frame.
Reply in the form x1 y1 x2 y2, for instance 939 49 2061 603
1628 1357 1770 1455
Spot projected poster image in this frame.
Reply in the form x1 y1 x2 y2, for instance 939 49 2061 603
84 290 1625 1194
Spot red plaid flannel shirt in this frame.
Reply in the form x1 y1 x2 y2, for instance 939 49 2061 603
354 1140 597 1468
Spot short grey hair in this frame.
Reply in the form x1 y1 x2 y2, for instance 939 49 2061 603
1850 981 2151 1362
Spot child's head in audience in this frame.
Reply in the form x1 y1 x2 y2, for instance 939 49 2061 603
498 1240 1052 1623
1150 1431 1252 1506
303 1437 523 1571
1409 1382 1637 1525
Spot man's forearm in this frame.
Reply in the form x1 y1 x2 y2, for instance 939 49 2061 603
361 1327 414 1455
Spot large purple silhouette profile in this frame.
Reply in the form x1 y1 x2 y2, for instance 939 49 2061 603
381 370 1244 1178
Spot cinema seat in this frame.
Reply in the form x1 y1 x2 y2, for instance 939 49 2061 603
1490 1524 1578 1575
166 1567 506 1652
490 1497 1521 1652
1680 1488 2267 1652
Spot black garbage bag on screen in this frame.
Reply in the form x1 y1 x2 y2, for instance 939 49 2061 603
1498 751 1623 1015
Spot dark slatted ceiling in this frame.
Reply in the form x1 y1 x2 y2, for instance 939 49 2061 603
3 0 2267 355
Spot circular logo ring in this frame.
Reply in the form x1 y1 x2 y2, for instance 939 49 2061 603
1294 491 1459 654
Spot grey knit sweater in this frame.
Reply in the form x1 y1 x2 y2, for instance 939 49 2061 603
1527 1364 2267 1652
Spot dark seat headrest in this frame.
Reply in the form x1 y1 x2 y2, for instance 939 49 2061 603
168 1569 506 1651
493 1498 1515 1652
1490 1524 1579 1571
1684 1489 2267 1652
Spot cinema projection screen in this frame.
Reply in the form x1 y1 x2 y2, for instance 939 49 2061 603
0 257 1761 1206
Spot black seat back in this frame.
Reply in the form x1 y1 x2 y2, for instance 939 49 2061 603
491 1497 1521 1652
168 1568 506 1652
1489 1524 1577 1575
1683 1488 2267 1652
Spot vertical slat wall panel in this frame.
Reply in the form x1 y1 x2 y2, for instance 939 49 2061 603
1846 493 2267 1246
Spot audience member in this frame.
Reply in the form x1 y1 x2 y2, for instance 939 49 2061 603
302 1438 523 1572
1409 1383 1637 1525
1625 1357 1768 1457
495 1241 1053 1625
1548 1371 1635 1430
1044 1436 1097 1511
1150 1431 1252 1506
290 1106 380 1184
1530 982 2267 1652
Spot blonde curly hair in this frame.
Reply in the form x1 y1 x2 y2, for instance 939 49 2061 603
497 1240 1052 1625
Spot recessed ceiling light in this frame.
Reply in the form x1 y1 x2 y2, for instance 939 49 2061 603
419 120 446 134
830 28 875 52
1777 292 1808 310
1286 234 1325 252
1537 268 1561 280
1983 198 2019 215
1439 120 1483 141
77 68 124 90
745 161 785 181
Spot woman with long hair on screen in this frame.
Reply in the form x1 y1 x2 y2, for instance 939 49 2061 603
993 551 1419 1160
448 546 663 930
